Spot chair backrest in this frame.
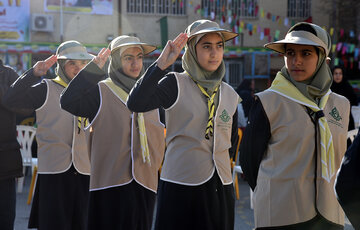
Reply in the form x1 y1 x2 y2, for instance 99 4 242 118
233 128 243 164
347 129 358 143
16 125 36 167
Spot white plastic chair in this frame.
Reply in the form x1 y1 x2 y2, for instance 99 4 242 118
16 125 37 193
351 106 360 128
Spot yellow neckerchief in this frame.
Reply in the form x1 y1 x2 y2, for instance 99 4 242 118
269 72 335 182
186 71 219 140
103 78 151 165
52 76 89 131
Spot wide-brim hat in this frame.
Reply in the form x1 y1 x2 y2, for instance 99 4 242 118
56 40 94 60
186 20 238 42
110 35 156 55
264 22 330 56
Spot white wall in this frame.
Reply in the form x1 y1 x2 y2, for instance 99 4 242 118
30 0 119 45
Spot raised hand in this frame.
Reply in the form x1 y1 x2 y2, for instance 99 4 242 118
92 48 111 69
157 33 188 70
33 55 57 77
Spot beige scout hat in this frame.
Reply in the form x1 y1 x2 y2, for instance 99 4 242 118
109 35 156 55
56 40 94 60
185 19 238 42
264 22 331 56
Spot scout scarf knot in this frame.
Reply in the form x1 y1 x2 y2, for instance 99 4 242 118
103 78 151 165
269 72 335 182
197 83 219 139
52 76 88 131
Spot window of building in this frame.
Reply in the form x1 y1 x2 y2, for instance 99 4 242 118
287 0 311 18
201 0 258 19
127 0 186 15
225 60 244 88
127 0 155 14
230 0 258 18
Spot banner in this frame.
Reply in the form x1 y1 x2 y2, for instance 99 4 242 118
45 0 113 15
0 0 30 42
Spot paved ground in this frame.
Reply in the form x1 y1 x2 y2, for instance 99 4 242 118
14 172 354 230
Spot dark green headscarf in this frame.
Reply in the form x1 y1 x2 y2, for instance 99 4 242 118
265 22 333 104
182 35 225 96
281 46 332 104
108 48 144 94
55 60 72 84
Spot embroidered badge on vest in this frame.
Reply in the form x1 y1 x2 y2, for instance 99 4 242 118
329 107 342 121
220 109 231 122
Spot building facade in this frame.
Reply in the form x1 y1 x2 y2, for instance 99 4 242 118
0 0 336 89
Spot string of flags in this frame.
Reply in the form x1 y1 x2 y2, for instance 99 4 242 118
193 1 360 70
194 3 303 45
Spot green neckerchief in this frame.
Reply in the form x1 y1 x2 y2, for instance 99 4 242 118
103 78 151 165
52 76 89 129
280 50 333 104
269 72 335 182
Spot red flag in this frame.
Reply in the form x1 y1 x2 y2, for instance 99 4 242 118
267 12 271 20
304 16 312 23
264 28 270 36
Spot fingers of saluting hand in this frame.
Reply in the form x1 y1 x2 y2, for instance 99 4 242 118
172 33 188 50
93 48 110 69
156 33 188 71
44 55 58 68
33 55 57 77
98 47 111 59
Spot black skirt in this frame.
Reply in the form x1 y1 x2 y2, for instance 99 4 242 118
88 180 156 230
154 171 235 230
28 165 90 230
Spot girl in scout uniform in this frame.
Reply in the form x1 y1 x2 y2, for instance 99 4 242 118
3 41 93 230
60 36 165 230
127 20 240 230
240 22 349 229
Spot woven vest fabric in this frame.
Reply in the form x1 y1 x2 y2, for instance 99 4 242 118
255 90 349 227
162 72 239 185
86 81 165 192
35 80 90 174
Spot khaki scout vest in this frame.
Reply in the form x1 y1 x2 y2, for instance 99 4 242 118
255 90 349 228
35 80 90 174
161 72 239 185
86 81 165 192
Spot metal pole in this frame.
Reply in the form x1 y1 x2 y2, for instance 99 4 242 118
60 0 63 42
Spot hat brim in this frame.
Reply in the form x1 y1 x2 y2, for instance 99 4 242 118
111 42 156 55
57 52 94 60
188 27 238 42
264 37 323 54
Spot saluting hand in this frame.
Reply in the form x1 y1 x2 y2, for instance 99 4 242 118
33 55 57 77
157 33 188 71
92 48 111 70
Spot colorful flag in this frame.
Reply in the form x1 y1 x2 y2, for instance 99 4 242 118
264 28 270 36
340 28 344 38
284 17 289 26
